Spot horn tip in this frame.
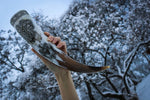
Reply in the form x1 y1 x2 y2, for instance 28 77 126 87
103 66 110 70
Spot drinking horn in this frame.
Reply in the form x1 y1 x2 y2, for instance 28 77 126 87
10 10 110 73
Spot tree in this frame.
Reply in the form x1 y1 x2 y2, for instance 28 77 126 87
0 30 29 72
57 0 150 99
1 0 150 99
0 30 61 99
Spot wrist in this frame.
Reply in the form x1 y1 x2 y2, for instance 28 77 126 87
55 70 71 81
55 71 79 100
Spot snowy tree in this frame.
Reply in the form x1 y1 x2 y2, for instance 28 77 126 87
31 12 60 36
0 30 29 72
0 30 60 99
1 0 150 100
57 0 150 99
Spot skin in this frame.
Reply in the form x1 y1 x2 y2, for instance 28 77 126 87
32 32 79 100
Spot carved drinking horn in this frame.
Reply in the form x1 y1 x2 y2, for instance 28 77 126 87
10 10 110 73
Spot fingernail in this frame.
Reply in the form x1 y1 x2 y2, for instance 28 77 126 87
48 37 52 41
44 32 49 37
47 38 51 42
53 40 56 44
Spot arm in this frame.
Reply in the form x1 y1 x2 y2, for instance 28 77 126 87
55 71 79 100
32 32 79 100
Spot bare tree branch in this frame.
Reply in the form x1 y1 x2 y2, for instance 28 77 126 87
85 81 95 100
91 82 126 100
0 52 24 72
123 39 150 93
142 53 150 64
105 74 118 93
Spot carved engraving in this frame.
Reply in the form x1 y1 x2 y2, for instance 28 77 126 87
39 43 57 60
16 19 36 43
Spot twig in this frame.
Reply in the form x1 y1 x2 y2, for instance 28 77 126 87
123 39 150 93
86 48 105 58
142 53 150 64
0 52 24 72
105 75 118 93
85 81 95 100
91 82 126 100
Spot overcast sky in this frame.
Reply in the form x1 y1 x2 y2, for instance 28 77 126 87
0 0 72 30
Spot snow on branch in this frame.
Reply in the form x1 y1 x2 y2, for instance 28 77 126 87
122 39 150 93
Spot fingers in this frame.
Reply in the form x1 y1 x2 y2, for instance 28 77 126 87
47 36 54 42
57 41 67 54
44 32 50 37
47 36 61 45
44 32 61 44
44 32 67 54
53 37 61 44
57 41 66 49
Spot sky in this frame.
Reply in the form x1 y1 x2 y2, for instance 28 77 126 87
0 0 72 30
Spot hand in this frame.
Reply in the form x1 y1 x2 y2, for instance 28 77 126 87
32 32 69 74
32 32 79 100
